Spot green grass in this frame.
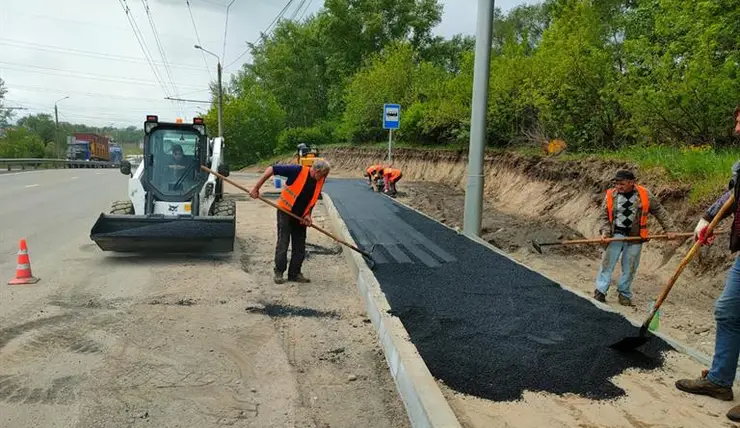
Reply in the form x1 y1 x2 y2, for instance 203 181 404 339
554 145 740 203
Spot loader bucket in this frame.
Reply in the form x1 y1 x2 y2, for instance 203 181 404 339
89 214 235 253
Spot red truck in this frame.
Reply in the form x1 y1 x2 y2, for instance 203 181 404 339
69 133 110 161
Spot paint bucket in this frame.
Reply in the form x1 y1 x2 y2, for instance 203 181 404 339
648 298 661 331
274 176 282 189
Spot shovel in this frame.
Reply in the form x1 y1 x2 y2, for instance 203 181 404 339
609 194 736 352
201 166 378 269
532 233 693 254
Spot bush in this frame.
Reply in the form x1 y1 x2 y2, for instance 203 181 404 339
276 125 333 154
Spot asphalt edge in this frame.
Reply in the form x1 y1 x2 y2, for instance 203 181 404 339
383 193 731 379
320 192 463 428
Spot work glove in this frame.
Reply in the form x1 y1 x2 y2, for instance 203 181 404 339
694 218 715 245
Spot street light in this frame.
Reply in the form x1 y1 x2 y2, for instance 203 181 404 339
54 96 70 159
194 44 223 139
462 0 495 238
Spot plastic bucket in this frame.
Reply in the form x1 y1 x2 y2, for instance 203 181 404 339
274 177 282 189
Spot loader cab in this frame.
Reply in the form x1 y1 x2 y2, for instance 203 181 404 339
140 116 208 209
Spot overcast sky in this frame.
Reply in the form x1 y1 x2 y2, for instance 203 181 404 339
0 0 534 128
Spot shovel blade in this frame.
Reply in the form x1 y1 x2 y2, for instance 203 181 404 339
532 240 543 254
609 335 650 352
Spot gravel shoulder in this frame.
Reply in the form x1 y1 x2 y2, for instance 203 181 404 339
0 173 410 428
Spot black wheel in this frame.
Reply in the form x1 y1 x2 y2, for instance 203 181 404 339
110 200 134 215
212 199 235 217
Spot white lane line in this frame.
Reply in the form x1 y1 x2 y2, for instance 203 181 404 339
95 172 102 175
24 184 39 188
70 176 78 180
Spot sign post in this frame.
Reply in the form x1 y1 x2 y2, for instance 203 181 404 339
383 103 400 163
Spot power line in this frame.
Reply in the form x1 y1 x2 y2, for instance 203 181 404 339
6 84 186 103
0 39 210 72
140 0 183 114
289 0 309 21
141 1 179 96
224 0 297 70
0 61 203 89
297 0 316 21
118 0 174 101
186 0 214 81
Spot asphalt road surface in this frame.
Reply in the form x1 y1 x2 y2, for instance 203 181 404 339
324 179 675 402
0 169 128 296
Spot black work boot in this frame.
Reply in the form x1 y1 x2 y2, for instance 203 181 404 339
675 374 734 401
618 294 633 306
288 273 311 283
273 271 285 284
593 290 606 303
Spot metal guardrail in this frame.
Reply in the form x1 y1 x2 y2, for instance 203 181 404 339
0 158 119 172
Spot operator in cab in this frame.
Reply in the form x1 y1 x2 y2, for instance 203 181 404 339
249 160 332 285
169 144 189 166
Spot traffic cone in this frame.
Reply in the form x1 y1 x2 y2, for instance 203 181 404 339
8 238 40 285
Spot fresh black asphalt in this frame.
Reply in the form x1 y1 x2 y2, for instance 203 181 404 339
323 179 675 402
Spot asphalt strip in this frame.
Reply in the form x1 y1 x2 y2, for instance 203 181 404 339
324 179 674 402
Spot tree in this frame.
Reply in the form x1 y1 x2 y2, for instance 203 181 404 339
0 77 11 128
205 73 286 168
0 127 45 158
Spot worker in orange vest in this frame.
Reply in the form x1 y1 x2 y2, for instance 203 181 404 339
383 167 403 197
364 164 383 188
594 169 677 306
250 159 331 284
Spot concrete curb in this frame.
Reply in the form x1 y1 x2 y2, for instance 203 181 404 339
384 193 735 379
321 193 462 428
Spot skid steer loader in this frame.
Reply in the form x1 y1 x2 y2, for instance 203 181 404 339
89 115 235 253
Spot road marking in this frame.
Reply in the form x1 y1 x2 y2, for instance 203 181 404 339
70 176 78 180
95 172 102 175
24 184 39 188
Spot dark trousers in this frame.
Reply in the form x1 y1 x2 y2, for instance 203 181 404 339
274 210 307 278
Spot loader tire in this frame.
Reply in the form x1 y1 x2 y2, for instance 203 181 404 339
110 200 134 215
212 199 235 217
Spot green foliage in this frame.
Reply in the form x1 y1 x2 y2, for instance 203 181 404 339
205 76 286 170
0 77 11 127
276 126 333 155
0 127 46 158
207 0 740 174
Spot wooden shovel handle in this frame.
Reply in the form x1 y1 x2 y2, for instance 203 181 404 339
200 166 371 258
544 233 694 246
642 194 736 329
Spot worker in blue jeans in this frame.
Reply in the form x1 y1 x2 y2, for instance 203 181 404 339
594 169 677 306
675 107 740 423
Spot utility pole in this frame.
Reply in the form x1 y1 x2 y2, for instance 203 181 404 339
194 45 223 138
462 0 495 238
54 96 69 159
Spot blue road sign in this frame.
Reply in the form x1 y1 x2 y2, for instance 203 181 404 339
383 104 400 130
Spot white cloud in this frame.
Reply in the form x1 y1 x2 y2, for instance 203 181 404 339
1 0 534 127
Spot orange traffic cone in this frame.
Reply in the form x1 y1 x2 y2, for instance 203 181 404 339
8 238 40 285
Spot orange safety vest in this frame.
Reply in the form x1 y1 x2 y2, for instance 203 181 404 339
277 166 325 217
383 168 402 180
606 185 650 239
367 164 382 176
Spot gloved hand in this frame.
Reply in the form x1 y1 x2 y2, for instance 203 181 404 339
694 218 715 245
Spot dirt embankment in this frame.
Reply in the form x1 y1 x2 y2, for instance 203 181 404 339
307 146 736 357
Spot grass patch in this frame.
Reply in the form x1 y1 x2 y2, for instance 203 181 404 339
550 145 739 203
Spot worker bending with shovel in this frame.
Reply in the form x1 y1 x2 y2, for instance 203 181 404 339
594 169 678 306
249 160 331 284
383 167 403 197
365 164 383 189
